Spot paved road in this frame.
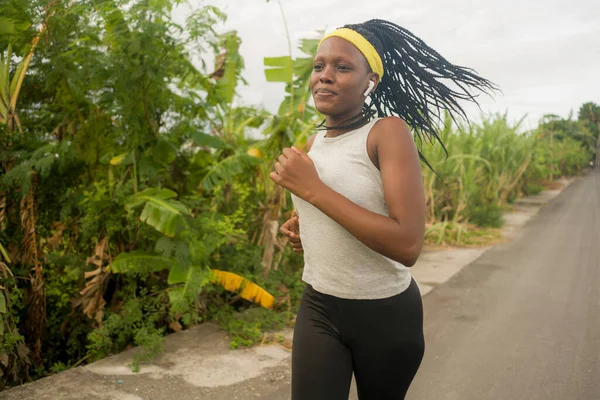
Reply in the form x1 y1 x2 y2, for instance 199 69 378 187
408 170 600 400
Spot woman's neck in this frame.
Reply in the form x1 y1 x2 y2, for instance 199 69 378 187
324 109 365 138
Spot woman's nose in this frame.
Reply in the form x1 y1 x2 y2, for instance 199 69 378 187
319 66 334 83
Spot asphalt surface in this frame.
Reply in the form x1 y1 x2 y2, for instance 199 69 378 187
408 170 600 400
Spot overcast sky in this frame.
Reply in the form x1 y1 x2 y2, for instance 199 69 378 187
175 0 600 130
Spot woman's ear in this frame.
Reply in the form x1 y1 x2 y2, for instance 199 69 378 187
364 80 375 96
370 73 381 89
364 73 381 96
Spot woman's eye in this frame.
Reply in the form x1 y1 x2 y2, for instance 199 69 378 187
338 65 350 71
313 65 323 71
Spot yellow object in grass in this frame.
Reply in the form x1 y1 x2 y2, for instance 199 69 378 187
210 269 274 309
247 147 263 159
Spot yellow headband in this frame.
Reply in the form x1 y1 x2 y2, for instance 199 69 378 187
318 28 384 78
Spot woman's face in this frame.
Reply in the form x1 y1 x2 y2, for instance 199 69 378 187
310 37 377 118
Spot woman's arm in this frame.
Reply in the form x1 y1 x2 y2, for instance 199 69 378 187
292 133 316 219
271 118 425 266
279 134 317 252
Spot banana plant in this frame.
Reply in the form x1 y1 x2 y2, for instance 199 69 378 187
264 37 320 121
186 130 263 192
207 31 269 144
0 16 43 134
125 188 191 238
186 31 270 199
110 188 274 314
0 242 10 335
253 28 323 277
263 0 320 121
262 1 322 151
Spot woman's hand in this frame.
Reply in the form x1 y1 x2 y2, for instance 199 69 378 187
269 147 323 202
279 214 303 253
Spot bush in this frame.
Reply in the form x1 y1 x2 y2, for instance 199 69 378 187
468 204 504 228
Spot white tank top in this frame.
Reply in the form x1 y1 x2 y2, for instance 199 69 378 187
291 118 412 300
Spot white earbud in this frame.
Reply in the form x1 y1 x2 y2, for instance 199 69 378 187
363 80 375 97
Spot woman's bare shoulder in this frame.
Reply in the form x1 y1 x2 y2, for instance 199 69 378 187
371 116 413 150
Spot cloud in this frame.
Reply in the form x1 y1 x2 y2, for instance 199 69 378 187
177 0 600 127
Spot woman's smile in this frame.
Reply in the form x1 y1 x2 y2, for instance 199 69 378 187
314 88 338 97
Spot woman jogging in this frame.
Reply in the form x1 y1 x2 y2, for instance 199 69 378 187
270 19 496 399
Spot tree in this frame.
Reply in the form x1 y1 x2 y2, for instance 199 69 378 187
578 102 600 165
578 102 600 138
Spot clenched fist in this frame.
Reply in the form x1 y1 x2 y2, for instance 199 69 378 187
280 212 303 253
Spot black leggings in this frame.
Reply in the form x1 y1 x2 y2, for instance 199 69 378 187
292 278 425 400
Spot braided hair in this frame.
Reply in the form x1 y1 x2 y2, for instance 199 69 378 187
317 19 498 168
